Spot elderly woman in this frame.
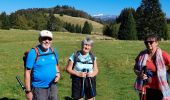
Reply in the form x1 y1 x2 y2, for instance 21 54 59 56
134 34 170 100
66 37 98 100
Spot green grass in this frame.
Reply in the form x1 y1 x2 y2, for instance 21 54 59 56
1 29 170 100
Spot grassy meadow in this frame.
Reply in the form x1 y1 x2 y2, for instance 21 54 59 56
1 29 170 100
54 14 103 34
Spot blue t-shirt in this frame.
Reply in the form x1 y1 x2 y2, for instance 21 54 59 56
69 52 96 72
26 46 58 88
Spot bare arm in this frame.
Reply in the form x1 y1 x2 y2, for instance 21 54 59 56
66 60 86 77
87 60 98 77
24 68 33 100
54 65 60 82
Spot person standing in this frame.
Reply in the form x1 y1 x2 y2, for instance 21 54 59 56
134 34 170 100
24 30 60 100
66 37 98 100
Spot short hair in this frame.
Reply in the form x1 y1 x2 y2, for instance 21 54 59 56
81 37 93 47
144 34 160 42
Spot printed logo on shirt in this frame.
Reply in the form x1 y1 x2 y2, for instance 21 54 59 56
52 56 55 60
42 59 45 62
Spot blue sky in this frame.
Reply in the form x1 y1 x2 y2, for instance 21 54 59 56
0 0 169 17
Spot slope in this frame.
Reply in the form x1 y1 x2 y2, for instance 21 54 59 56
55 14 104 34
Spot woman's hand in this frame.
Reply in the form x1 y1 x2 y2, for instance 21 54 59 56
78 72 87 77
134 70 148 80
87 72 95 77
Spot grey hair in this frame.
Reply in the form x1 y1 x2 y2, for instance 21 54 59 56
81 37 93 47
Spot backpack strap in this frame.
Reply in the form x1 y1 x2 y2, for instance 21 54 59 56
49 47 58 64
89 51 95 64
73 51 95 68
73 50 80 69
34 47 39 61
50 47 57 59
33 47 57 62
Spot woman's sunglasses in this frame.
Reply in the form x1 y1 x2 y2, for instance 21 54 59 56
144 41 155 45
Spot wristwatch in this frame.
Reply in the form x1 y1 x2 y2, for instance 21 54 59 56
25 90 31 94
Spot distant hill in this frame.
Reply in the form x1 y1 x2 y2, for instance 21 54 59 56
16 5 93 21
55 14 103 34
93 14 117 21
13 5 104 33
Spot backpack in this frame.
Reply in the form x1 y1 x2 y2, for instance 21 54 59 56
23 47 56 68
71 51 95 78
73 50 95 69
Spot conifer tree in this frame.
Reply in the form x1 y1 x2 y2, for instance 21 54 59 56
47 13 62 31
82 21 92 34
136 0 169 40
118 8 137 40
1 12 10 30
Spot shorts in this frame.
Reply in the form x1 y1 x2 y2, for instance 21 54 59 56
71 76 96 99
32 83 58 100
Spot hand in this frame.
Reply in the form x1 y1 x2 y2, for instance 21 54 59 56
54 73 60 83
78 72 87 77
25 92 33 100
142 74 148 80
134 70 143 77
87 72 94 77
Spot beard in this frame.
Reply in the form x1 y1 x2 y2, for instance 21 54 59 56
41 41 52 50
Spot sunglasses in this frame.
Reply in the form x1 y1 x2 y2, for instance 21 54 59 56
41 37 52 41
144 41 155 45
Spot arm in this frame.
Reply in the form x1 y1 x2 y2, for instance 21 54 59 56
66 60 87 77
54 65 60 82
134 63 141 76
24 68 33 100
87 60 98 77
162 51 170 74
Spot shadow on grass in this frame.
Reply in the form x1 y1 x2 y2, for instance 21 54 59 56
64 96 73 100
0 97 17 100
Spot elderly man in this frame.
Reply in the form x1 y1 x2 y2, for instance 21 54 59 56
24 30 60 100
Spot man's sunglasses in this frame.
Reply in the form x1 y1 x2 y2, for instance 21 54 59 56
41 37 52 41
144 41 155 45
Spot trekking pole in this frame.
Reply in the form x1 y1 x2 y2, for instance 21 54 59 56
87 69 95 100
16 75 26 92
140 66 147 100
81 69 87 99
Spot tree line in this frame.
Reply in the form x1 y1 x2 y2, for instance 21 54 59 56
0 10 93 34
0 1 169 40
103 0 170 40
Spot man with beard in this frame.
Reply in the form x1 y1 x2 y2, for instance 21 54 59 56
24 30 60 100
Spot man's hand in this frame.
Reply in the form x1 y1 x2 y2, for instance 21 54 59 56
26 92 33 100
54 73 60 83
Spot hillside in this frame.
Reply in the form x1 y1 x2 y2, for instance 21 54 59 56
55 14 104 34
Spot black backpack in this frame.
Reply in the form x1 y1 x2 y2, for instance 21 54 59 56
73 50 95 69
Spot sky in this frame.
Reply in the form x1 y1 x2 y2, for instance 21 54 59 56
0 0 169 17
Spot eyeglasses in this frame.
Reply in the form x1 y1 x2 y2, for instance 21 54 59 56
41 37 52 41
144 41 155 45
